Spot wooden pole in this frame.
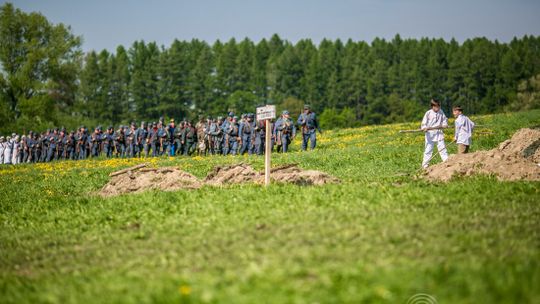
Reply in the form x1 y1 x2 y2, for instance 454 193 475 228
265 119 271 186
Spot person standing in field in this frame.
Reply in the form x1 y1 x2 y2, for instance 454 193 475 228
421 99 449 168
3 136 12 164
297 105 322 151
274 110 296 153
0 136 5 164
452 106 475 154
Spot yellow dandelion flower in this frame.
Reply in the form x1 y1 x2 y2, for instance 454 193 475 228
179 285 191 295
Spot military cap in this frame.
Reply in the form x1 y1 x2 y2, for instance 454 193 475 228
282 110 290 115
228 112 234 117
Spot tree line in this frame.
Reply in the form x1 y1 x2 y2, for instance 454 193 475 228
1 2 540 134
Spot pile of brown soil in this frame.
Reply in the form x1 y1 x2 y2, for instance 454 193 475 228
424 128 540 182
100 164 202 197
100 163 340 197
270 164 341 185
203 163 341 186
497 128 540 163
204 163 262 186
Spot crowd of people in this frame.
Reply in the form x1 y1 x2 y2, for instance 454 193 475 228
0 106 322 165
1 100 474 168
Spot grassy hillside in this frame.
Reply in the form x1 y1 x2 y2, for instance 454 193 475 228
1 110 539 304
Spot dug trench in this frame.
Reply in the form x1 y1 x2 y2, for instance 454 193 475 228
99 163 340 197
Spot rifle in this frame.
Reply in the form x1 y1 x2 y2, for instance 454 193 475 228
399 124 487 133
399 126 449 133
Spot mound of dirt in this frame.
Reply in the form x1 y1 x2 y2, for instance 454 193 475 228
270 164 341 185
204 163 262 186
203 163 340 186
100 163 340 197
498 128 540 163
100 164 202 197
424 128 540 182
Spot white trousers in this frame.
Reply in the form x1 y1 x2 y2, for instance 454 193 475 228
422 138 448 168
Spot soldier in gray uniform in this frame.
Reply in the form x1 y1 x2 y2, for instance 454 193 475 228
126 123 137 157
22 131 32 163
157 122 168 156
57 129 66 160
209 117 224 155
135 122 147 158
274 110 296 153
102 127 114 158
90 127 102 157
254 119 267 155
114 126 126 158
297 105 322 151
65 130 76 160
165 119 176 156
239 113 255 155
149 122 160 157
223 116 240 155
46 129 58 162
181 121 197 155
34 133 43 162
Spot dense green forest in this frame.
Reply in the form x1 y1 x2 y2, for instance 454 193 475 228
1 3 540 133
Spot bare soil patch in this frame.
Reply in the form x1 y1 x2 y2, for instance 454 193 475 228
424 128 540 182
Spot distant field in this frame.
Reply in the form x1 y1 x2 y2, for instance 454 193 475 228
1 110 539 304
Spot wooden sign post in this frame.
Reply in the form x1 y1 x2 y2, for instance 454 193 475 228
256 105 276 187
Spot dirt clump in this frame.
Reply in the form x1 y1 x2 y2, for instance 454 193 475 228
424 128 540 182
100 164 201 197
203 163 340 186
204 163 262 186
497 128 540 163
269 164 341 185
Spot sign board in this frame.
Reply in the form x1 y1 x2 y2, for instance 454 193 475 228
256 105 276 121
255 105 275 186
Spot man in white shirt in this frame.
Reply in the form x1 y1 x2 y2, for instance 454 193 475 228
452 106 475 154
421 99 449 168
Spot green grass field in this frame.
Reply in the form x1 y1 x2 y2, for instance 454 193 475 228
1 110 539 304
